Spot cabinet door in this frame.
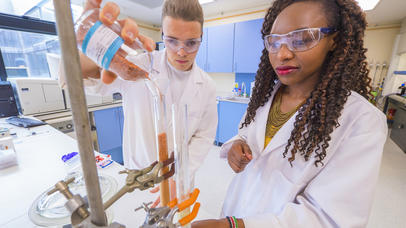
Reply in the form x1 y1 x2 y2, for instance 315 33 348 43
118 106 124 144
218 101 248 143
196 27 208 71
234 19 264 73
93 107 122 152
390 107 406 152
207 23 235 72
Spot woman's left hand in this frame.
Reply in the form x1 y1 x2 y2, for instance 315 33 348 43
192 219 229 228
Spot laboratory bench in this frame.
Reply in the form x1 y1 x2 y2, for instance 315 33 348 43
383 95 406 152
0 118 216 227
31 101 126 165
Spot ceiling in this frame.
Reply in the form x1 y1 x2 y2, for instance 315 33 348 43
109 0 406 27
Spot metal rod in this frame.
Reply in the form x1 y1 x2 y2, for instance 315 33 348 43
52 0 107 226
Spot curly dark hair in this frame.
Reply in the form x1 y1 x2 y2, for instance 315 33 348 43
241 0 372 167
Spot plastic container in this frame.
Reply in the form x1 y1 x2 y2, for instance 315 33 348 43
61 152 81 174
75 8 150 83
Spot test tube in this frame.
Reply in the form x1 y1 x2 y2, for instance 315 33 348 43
146 79 170 206
172 104 191 227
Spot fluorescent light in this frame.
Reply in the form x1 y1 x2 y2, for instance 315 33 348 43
355 0 380 11
199 0 215 5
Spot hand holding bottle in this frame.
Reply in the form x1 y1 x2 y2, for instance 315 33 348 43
77 0 156 84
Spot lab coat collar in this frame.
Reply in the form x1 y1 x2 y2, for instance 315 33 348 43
163 49 204 85
161 49 203 122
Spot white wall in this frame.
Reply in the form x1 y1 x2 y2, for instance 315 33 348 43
364 26 400 86
204 6 267 27
209 73 236 96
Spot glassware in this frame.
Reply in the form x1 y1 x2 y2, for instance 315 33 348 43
172 104 191 227
75 8 150 83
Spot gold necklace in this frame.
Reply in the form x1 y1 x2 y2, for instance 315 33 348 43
265 89 305 141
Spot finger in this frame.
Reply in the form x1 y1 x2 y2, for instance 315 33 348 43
83 0 102 12
100 2 120 25
151 197 160 208
149 186 160 193
119 18 139 44
138 34 156 52
227 158 241 173
241 142 253 160
101 69 117 84
228 155 243 173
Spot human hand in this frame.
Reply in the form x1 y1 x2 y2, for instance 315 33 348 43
81 0 155 83
227 140 252 173
192 219 231 228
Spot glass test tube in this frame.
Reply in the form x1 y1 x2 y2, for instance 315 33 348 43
146 79 170 207
172 104 191 227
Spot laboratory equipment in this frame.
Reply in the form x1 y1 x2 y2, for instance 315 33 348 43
138 188 201 228
75 8 150 83
172 104 192 227
9 78 65 115
241 82 247 98
28 173 117 227
0 136 17 169
0 81 19 118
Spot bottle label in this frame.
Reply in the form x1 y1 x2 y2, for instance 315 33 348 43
82 21 124 69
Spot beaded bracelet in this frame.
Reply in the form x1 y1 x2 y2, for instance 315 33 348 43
226 216 233 228
232 216 239 228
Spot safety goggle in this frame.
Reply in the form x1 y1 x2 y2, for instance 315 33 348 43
162 35 202 54
264 27 337 53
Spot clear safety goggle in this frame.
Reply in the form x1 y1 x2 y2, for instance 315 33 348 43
264 27 336 53
162 35 202 54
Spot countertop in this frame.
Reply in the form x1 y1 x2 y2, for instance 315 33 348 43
217 96 250 104
32 101 123 122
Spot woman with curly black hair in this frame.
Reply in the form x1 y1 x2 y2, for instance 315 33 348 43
193 0 387 227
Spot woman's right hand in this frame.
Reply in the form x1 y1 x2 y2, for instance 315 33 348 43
227 140 252 173
80 0 155 82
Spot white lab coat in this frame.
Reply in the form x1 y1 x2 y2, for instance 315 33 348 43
79 50 218 178
220 83 388 228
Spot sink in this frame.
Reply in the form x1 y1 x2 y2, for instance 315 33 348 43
221 96 250 103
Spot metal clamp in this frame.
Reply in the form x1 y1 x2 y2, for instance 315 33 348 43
47 177 90 225
103 153 175 210
139 188 201 228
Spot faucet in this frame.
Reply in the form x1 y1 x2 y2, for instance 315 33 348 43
241 82 247 98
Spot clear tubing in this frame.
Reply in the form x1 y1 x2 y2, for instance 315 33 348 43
172 104 191 227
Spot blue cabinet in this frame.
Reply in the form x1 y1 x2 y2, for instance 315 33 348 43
93 106 124 164
207 23 235 72
217 101 248 144
196 27 208 71
234 19 264 73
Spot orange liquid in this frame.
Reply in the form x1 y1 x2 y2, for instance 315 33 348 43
158 132 170 206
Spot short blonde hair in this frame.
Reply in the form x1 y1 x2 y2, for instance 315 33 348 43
162 0 204 29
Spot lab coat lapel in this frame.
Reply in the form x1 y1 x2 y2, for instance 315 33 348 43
263 111 296 155
179 61 202 107
254 83 282 153
260 82 298 156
